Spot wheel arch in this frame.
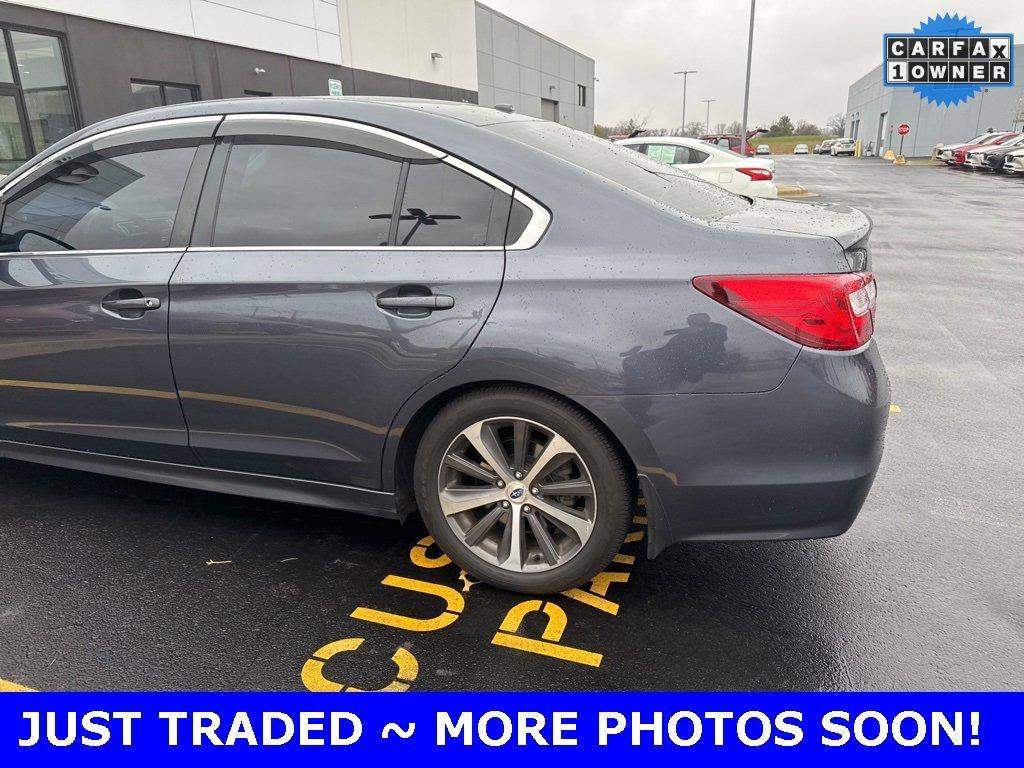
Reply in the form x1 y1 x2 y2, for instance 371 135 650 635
384 379 641 518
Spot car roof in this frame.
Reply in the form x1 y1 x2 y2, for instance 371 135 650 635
1 96 542 184
616 135 706 147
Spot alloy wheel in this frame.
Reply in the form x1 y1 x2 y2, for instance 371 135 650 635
436 417 597 573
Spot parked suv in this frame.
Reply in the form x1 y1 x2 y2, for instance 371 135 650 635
0 98 888 594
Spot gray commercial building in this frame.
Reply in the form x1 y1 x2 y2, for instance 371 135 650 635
0 0 596 174
475 3 595 133
845 44 1024 157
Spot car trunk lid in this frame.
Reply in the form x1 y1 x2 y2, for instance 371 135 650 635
711 197 872 255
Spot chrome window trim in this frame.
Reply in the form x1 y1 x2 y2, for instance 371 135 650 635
0 116 222 198
184 246 505 253
0 247 185 257
441 154 514 196
220 113 446 159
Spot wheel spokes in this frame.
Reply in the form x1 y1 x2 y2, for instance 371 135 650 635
525 510 560 566
536 478 594 497
438 486 506 516
443 452 499 484
462 420 514 481
439 417 596 574
523 433 575 487
462 504 506 547
512 420 529 473
530 497 592 544
497 506 525 571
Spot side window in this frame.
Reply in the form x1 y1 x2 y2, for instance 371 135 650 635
716 138 731 149
212 141 402 247
506 199 533 245
646 144 695 165
0 142 198 252
689 147 710 163
397 161 500 247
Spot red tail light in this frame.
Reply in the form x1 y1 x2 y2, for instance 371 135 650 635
693 273 877 350
737 166 774 181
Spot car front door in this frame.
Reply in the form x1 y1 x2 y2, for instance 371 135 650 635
168 115 511 489
0 116 218 461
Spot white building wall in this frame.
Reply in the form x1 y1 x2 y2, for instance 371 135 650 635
337 0 477 92
846 45 1024 157
475 2 594 133
2 0 343 63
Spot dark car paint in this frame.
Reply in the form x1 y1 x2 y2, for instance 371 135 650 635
0 251 191 461
0 97 889 556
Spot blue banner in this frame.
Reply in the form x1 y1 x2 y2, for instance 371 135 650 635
0 692 1017 766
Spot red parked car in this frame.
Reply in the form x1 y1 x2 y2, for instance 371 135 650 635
951 133 1020 166
699 128 766 156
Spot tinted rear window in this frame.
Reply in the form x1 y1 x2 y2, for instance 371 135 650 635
213 140 401 247
487 121 749 220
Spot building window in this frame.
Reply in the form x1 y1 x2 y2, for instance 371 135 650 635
130 80 199 111
0 26 78 171
577 84 586 107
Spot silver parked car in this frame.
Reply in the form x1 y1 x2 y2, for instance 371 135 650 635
0 98 888 593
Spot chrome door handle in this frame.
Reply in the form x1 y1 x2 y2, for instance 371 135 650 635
376 295 455 310
102 297 161 312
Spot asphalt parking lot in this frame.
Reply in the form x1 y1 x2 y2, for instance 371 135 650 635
1 155 1022 693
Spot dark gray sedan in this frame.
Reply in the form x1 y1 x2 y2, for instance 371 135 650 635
0 98 888 593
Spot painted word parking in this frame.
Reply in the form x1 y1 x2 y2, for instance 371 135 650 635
301 513 650 691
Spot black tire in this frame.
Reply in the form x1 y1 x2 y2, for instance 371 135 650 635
413 387 632 594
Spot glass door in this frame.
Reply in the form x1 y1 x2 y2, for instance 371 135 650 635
0 87 30 174
0 26 80 174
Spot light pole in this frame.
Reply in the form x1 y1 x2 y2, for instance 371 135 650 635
673 69 697 134
975 87 991 134
739 0 756 153
701 99 716 134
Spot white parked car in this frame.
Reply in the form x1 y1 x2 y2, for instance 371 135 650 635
1003 148 1024 174
964 134 1024 169
794 144 809 155
615 136 777 199
936 132 1002 163
755 144 771 155
831 138 856 156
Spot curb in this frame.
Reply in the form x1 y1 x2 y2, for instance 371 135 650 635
778 184 816 198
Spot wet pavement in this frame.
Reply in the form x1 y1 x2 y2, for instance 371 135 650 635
1 155 1022 692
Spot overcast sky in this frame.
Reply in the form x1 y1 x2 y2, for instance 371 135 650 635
481 0 1021 130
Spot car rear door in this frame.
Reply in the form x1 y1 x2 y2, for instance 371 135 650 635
167 114 511 489
0 116 218 461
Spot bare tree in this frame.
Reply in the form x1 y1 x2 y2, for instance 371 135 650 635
611 112 652 137
826 112 846 136
714 122 727 134
683 120 704 137
725 120 743 134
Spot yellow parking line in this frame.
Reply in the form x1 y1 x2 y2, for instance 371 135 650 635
0 678 35 692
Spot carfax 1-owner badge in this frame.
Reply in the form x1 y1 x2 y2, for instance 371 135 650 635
883 13 1014 105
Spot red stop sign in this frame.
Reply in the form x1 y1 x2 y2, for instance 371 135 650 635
898 123 910 136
